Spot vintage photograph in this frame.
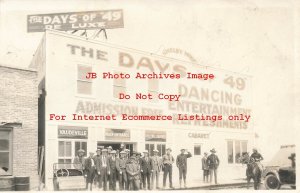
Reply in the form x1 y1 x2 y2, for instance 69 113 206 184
0 0 298 191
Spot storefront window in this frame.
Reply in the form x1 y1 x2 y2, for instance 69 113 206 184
0 130 11 175
113 71 126 98
194 144 201 155
227 141 233 164
145 130 166 157
77 65 92 95
75 141 87 157
58 140 88 169
145 143 165 157
235 140 241 163
227 140 247 164
241 141 247 155
157 144 166 157
58 141 72 168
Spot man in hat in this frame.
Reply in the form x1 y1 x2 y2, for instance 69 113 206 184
201 152 209 183
288 153 296 168
207 148 220 184
250 148 264 172
96 149 110 191
140 150 152 190
73 149 86 170
135 152 143 189
93 148 102 189
120 143 125 151
151 149 162 189
125 149 130 159
126 154 140 190
176 149 192 188
250 148 264 162
107 146 113 157
116 151 128 190
84 152 96 191
162 148 175 189
108 150 118 190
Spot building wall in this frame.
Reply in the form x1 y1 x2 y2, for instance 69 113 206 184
0 65 39 189
41 31 254 189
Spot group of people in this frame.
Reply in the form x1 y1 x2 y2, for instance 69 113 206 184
201 148 265 185
73 144 193 191
73 145 264 191
201 148 220 184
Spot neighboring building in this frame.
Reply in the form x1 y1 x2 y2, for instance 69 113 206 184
0 64 39 189
31 30 255 190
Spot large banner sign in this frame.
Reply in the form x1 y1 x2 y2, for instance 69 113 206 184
27 9 124 32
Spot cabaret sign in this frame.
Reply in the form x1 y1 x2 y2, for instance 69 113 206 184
27 9 124 32
188 132 210 139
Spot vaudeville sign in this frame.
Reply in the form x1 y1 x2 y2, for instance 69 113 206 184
58 126 88 139
27 9 124 32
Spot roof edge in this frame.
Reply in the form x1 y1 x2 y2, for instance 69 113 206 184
0 64 37 73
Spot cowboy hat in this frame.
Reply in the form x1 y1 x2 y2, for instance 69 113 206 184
77 149 85 153
110 150 116 154
153 149 159 152
210 148 216 153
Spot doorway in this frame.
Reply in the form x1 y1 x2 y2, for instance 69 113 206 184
97 142 136 155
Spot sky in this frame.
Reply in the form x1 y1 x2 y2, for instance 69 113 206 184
0 0 299 161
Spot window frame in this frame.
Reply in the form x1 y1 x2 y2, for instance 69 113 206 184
58 140 73 164
0 127 13 176
145 142 166 157
58 140 87 162
148 79 159 103
227 140 248 164
112 71 127 99
77 64 93 96
193 143 202 156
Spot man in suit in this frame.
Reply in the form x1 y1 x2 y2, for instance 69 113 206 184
116 151 128 190
126 155 140 190
96 149 110 191
93 148 102 189
207 148 220 184
201 152 209 183
151 149 162 190
135 152 143 189
140 150 152 190
162 148 175 189
176 149 192 188
73 149 85 171
84 152 96 191
108 150 118 190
